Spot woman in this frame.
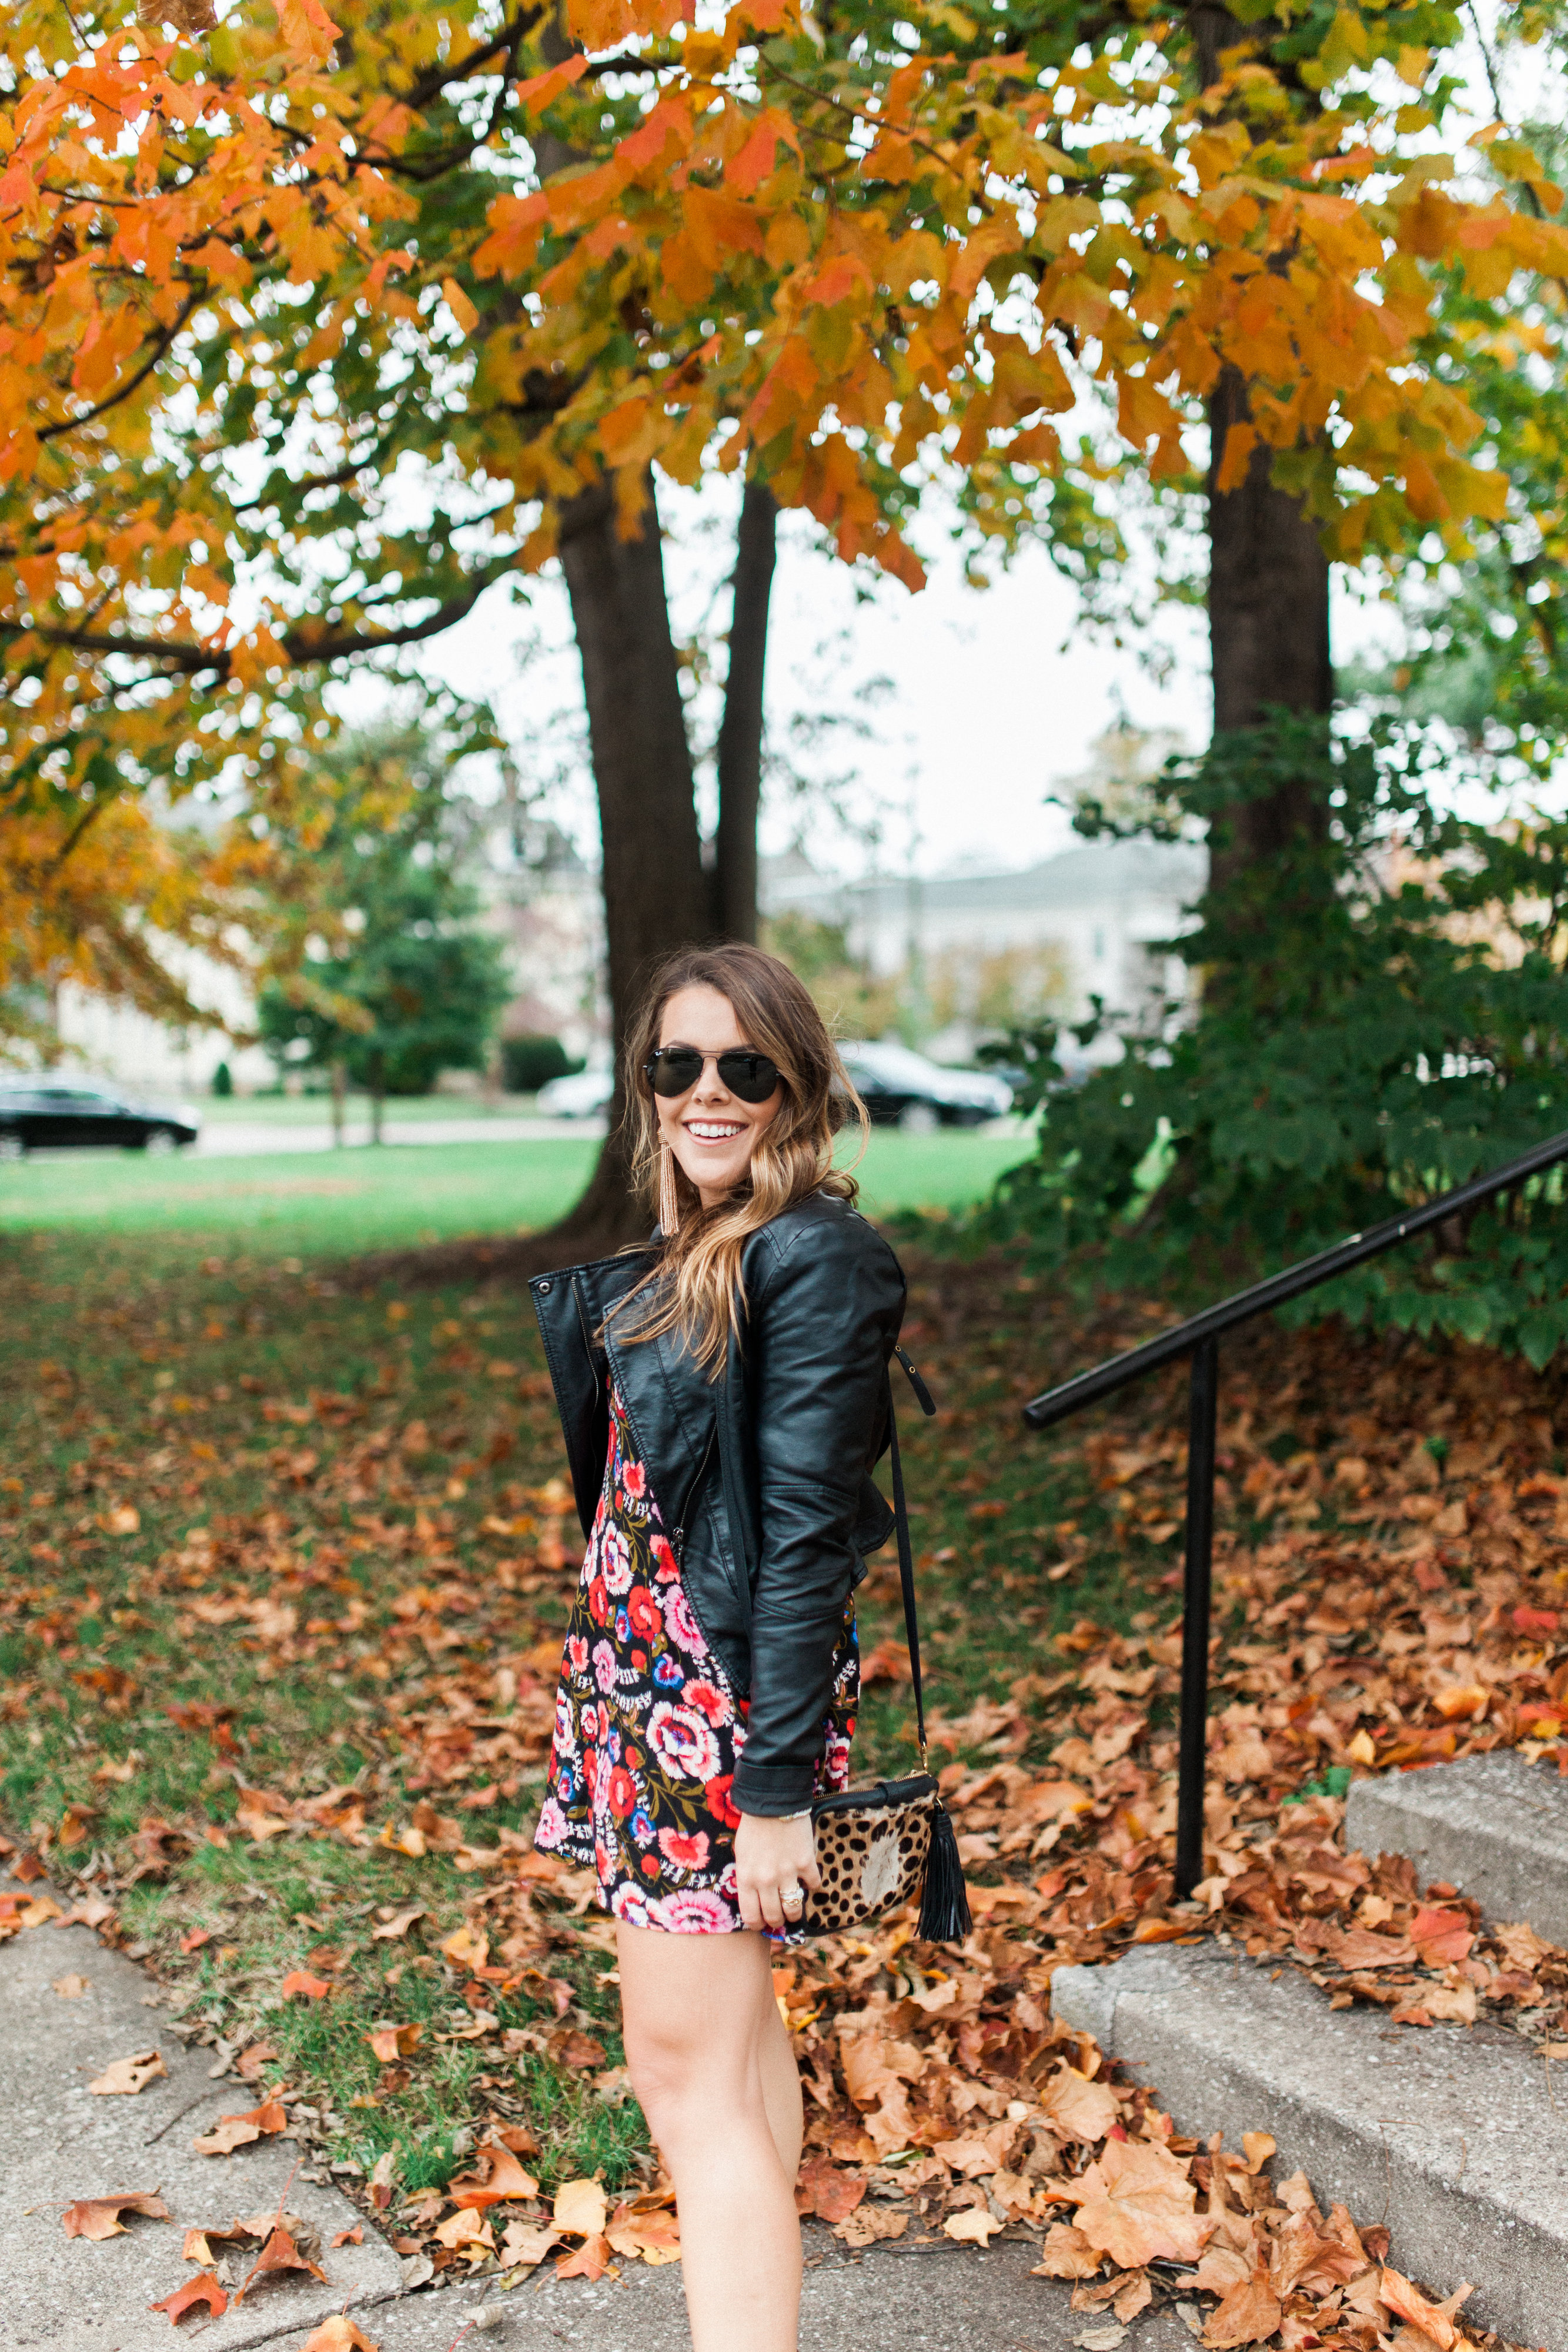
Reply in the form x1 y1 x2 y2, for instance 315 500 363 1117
529 943 907 2350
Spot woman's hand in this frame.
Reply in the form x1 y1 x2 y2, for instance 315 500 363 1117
734 1810 820 1933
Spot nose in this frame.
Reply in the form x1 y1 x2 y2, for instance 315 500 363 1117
691 1057 733 1104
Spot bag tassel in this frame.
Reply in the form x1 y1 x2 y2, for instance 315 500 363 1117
917 1799 971 1943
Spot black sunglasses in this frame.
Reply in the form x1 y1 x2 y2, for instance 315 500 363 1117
644 1046 781 1103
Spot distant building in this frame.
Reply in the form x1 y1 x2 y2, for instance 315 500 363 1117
762 836 1206 1061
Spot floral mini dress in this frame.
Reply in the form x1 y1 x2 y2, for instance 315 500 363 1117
534 1378 857 1932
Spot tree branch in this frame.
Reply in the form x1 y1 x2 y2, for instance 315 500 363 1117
5 559 526 678
36 289 202 443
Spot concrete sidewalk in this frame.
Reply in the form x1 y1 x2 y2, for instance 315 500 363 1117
2 1878 1192 2352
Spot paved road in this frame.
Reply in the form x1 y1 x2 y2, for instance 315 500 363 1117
193 1117 606 1156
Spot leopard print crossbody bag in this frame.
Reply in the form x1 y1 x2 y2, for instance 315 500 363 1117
797 1349 969 1942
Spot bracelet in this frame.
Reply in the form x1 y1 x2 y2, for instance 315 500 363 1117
781 1807 813 1822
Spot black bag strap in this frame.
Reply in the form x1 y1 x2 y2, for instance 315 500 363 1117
716 1343 938 1770
885 1346 937 1772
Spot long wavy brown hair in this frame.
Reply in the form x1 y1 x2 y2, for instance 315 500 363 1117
610 943 868 1371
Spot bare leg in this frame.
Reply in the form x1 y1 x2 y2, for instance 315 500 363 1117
618 1921 802 2352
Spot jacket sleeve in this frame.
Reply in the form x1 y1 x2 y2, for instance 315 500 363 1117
730 1212 905 1815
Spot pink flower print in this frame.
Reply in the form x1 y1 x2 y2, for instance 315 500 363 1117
566 1633 590 1677
601 1524 633 1598
622 1458 646 1499
822 1732 851 1789
657 1825 711 1872
683 1679 728 1727
611 1883 653 1927
647 1888 737 1935
534 1796 569 1848
650 1534 678 1585
592 1639 619 1696
716 1859 738 1898
661 1583 707 1658
647 1700 721 1784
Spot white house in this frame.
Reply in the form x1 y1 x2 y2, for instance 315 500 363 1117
762 836 1206 1061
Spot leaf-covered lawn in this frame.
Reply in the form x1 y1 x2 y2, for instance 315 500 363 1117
2 1226 1563 2344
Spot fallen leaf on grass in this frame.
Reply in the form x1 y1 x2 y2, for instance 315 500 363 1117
280 1970 332 2001
149 2273 227 2325
192 2098 287 2156
552 2178 609 2238
89 2049 166 2096
62 2190 172 2240
370 1905 426 1941
366 2023 422 2063
447 2139 539 2210
1068 2137 1213 2268
235 2040 279 2082
300 2320 380 2352
554 2232 613 2280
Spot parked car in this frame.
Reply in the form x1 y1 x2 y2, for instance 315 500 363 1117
0 1080 200 1159
838 1041 1014 1132
537 1066 615 1120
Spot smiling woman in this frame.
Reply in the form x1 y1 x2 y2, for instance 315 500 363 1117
526 944 906 2352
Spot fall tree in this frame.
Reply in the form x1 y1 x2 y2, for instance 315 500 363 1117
4 0 1564 1238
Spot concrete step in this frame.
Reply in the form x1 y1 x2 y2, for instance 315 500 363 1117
1345 1750 1568 1945
1051 1941 1567 2349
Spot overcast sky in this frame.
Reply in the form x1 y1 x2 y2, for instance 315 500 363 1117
393 473 1394 884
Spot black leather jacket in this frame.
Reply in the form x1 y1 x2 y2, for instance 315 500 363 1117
529 1191 907 1815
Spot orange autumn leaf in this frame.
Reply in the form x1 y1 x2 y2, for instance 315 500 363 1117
1409 1906 1474 1967
366 2022 422 2062
89 2050 168 2096
554 2231 614 2280
1066 2136 1214 2268
280 1970 333 2001
192 2099 287 2156
62 2190 172 2240
1378 2268 1471 2349
1202 2266 1283 2347
300 2320 382 2352
234 2226 328 2301
447 2139 540 2210
149 2272 228 2325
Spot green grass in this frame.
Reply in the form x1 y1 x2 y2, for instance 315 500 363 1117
0 1128 1032 1254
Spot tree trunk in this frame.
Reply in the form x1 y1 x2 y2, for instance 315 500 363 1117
370 1051 385 1145
1196 5 1334 894
330 1057 346 1149
550 473 711 1254
714 480 777 944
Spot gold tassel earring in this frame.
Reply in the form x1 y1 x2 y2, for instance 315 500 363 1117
658 1144 680 1238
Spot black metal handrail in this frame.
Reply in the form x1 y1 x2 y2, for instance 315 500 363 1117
1021 1124 1568 1899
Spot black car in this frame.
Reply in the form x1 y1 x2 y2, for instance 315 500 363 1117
837 1041 1014 1133
0 1081 200 1159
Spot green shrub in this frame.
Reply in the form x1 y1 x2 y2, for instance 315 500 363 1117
210 1061 233 1098
978 715 1568 1364
501 1034 582 1093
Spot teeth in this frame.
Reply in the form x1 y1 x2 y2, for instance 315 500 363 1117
688 1123 743 1140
